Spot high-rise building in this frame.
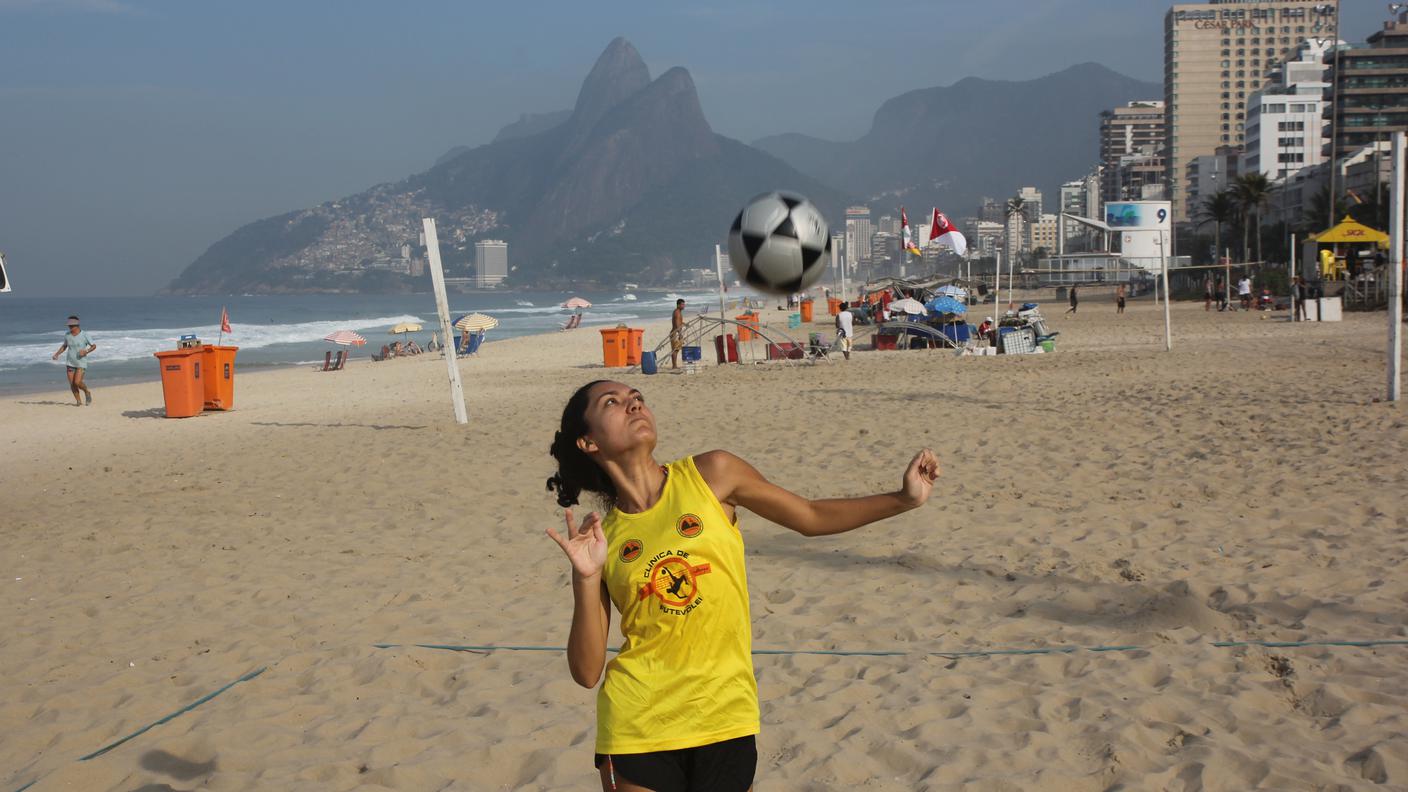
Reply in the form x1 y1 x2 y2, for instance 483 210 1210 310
1164 0 1339 219
876 215 899 236
1060 172 1101 251
1017 187 1043 222
978 197 1005 224
1327 11 1408 163
1100 101 1167 204
845 206 873 265
1028 213 1060 254
1186 145 1242 214
474 239 508 288
1243 39 1330 179
1004 212 1027 256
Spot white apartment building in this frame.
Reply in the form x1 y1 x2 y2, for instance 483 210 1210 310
1242 39 1330 179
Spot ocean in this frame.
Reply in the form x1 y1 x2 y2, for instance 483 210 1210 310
0 290 717 395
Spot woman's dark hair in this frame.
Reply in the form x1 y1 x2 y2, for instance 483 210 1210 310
546 380 618 509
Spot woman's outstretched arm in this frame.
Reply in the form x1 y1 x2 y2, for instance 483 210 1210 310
546 509 612 687
695 449 939 537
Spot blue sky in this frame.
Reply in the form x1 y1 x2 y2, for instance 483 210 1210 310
0 0 1382 296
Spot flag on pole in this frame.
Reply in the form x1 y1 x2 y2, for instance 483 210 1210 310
220 307 232 335
927 208 968 257
900 208 923 257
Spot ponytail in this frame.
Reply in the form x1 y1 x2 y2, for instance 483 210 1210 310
545 380 618 509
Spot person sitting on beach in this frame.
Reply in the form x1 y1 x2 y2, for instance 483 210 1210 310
544 381 938 792
406 340 423 355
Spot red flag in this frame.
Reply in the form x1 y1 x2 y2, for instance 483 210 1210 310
928 208 957 241
220 307 231 334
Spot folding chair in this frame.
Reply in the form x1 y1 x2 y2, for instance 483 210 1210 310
807 332 835 362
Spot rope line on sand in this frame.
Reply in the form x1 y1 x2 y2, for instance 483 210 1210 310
77 666 267 762
9 666 266 792
372 638 1408 658
12 639 1408 791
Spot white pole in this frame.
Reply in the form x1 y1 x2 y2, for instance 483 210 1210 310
1006 248 1014 311
422 218 468 425
715 244 728 320
1388 132 1404 402
1161 231 1172 351
1224 247 1232 310
1290 233 1298 322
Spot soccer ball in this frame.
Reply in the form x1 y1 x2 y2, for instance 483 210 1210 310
727 191 830 295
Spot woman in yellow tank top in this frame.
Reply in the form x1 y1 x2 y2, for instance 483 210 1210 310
545 380 939 792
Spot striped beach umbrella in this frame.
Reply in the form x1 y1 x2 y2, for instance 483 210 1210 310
560 297 592 309
453 313 500 332
323 330 367 346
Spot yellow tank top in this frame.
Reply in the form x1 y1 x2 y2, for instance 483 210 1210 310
596 455 759 754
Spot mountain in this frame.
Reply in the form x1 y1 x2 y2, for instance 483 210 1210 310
753 63 1162 215
167 37 848 294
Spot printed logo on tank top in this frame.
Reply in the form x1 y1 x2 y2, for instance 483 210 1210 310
638 550 711 615
619 539 643 563
675 513 703 538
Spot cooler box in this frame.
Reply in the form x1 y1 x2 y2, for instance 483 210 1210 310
800 299 814 323
714 333 739 364
154 349 204 418
626 328 645 365
874 331 899 351
200 345 238 410
640 350 658 375
787 312 802 329
599 328 630 367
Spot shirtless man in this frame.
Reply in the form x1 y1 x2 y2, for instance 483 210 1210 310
670 299 685 370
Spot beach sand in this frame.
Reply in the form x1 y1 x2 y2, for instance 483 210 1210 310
3 301 1407 790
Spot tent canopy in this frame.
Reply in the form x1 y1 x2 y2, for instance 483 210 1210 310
1312 216 1389 244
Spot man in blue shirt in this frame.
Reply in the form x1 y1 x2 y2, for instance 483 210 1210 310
51 316 97 406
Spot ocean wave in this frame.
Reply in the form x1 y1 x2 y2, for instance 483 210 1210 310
0 314 426 367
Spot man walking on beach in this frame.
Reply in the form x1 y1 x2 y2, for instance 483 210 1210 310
51 316 96 406
670 298 685 370
1204 276 1214 311
1065 283 1078 316
835 301 853 360
1237 275 1253 311
1115 284 1126 315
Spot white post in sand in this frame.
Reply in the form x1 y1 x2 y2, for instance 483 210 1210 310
422 218 468 425
1160 230 1172 351
715 244 728 322
1387 132 1404 402
1224 248 1232 309
1290 233 1297 321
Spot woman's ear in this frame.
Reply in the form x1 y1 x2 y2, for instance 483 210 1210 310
576 436 598 454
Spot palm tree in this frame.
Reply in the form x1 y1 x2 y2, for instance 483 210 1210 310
1233 172 1272 263
1196 190 1238 265
1302 185 1349 235
1003 195 1025 264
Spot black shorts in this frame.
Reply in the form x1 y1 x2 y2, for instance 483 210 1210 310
595 735 756 792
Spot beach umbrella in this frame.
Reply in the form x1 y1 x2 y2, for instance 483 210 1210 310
925 296 967 316
561 297 592 309
389 322 423 335
453 313 500 332
935 285 968 299
322 330 367 346
889 298 927 316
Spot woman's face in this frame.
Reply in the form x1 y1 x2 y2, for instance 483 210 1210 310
580 380 656 458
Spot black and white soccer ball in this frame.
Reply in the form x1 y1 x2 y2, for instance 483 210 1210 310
727 191 830 295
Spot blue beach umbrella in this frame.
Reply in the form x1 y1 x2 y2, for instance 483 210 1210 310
925 296 967 316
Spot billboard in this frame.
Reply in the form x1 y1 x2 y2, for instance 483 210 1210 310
1105 201 1171 263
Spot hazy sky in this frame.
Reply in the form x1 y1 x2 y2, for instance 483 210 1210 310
0 0 1383 296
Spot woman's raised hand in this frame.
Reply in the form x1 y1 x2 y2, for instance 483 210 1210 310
546 508 608 579
900 449 940 508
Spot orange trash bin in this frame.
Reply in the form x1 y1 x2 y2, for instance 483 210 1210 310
599 327 630 367
735 313 759 342
626 328 644 366
827 297 842 316
200 345 238 411
153 349 204 418
799 299 814 323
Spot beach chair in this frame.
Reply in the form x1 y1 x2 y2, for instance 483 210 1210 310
457 330 486 355
333 350 347 370
319 351 334 371
559 313 583 331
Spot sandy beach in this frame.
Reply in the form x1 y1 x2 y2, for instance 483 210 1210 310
3 301 1407 791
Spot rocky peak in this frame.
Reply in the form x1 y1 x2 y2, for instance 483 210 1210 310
568 37 652 133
